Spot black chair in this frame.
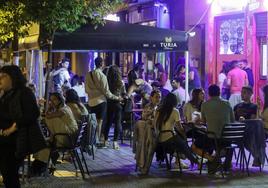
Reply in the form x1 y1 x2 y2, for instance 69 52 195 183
48 121 90 179
199 122 248 176
121 98 134 145
156 130 182 173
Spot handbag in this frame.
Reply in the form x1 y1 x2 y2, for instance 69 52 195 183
16 121 47 159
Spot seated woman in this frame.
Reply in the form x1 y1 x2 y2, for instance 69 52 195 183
183 88 205 138
65 89 88 122
155 93 200 166
32 92 78 175
183 88 204 124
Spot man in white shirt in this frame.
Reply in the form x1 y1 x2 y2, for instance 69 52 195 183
85 57 122 145
171 77 189 107
52 58 71 93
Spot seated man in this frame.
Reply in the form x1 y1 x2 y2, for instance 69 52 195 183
234 86 257 121
192 85 235 174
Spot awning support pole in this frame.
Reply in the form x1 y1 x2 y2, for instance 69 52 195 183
185 51 189 102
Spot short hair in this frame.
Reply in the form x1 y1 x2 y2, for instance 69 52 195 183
173 77 183 85
95 57 103 68
242 86 253 94
208 84 220 97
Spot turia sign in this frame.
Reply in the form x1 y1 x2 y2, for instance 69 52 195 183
160 37 178 50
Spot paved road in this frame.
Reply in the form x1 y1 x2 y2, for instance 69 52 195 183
1 142 268 188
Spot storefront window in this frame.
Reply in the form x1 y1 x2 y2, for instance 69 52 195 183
219 17 245 55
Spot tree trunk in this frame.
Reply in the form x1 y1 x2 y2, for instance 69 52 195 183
44 33 54 111
12 33 19 65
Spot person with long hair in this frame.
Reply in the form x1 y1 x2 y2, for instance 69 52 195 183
0 65 41 187
183 88 205 123
155 93 200 165
32 92 78 174
218 62 230 100
104 65 126 150
65 89 88 121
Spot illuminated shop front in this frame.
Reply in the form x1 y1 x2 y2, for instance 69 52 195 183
185 0 268 98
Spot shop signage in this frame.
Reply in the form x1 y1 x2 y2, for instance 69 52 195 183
160 37 178 50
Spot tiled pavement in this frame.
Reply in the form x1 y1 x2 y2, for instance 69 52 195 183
2 142 268 188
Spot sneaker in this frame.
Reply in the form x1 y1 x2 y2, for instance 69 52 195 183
174 160 189 169
104 140 109 148
113 141 120 150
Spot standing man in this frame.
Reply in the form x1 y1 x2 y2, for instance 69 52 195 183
239 59 254 88
52 58 71 94
227 60 248 108
171 77 189 107
85 57 122 146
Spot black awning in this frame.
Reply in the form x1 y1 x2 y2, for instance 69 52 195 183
51 21 188 52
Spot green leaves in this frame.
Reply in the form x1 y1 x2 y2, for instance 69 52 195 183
0 0 124 47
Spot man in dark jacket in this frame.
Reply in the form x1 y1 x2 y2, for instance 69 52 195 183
239 59 254 88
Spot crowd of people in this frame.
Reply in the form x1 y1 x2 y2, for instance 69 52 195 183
0 55 267 187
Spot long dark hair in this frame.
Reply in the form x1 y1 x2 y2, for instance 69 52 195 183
156 93 178 130
65 89 83 108
107 65 123 94
263 85 268 111
50 92 65 108
0 65 27 89
189 88 203 111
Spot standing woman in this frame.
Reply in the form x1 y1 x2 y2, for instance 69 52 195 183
0 65 41 188
104 65 126 150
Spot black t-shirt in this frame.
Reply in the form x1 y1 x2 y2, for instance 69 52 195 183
234 102 257 121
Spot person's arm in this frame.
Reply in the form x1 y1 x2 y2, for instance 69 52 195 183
201 105 206 124
97 71 121 101
45 108 65 119
227 72 231 86
244 74 249 86
85 72 90 94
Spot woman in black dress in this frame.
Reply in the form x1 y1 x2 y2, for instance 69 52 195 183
0 65 41 188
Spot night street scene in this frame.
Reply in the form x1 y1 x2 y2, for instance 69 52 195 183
1 0 268 187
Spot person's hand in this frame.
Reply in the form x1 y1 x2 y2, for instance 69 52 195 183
2 123 17 136
118 96 124 102
239 116 245 121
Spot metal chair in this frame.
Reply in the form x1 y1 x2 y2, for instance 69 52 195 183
156 130 182 173
198 122 248 177
48 121 90 179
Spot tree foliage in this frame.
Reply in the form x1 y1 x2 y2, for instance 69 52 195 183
0 0 124 46
0 1 32 46
23 0 124 44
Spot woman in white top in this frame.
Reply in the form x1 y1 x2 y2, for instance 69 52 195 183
183 88 204 123
218 63 230 100
155 93 199 164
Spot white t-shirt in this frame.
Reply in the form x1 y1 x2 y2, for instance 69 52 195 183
158 108 180 142
172 87 189 106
